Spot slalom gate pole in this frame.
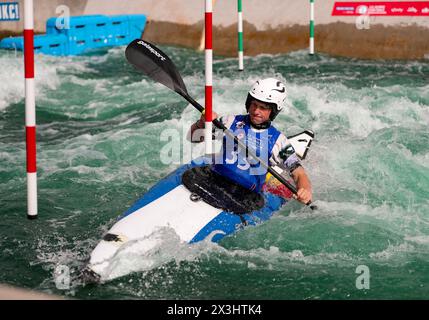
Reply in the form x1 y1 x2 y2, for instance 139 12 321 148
24 0 37 219
237 0 244 71
205 0 213 156
310 0 315 55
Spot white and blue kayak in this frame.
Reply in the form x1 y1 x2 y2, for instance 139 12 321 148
83 130 314 283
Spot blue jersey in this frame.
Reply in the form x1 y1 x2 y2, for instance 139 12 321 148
212 115 282 192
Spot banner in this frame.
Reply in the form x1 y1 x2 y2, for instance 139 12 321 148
332 1 429 16
0 2 19 21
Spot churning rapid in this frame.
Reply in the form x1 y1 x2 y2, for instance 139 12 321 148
0 45 428 299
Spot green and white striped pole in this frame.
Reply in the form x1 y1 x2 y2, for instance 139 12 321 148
237 0 244 70
309 0 315 55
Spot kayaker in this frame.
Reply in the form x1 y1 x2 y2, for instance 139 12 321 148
188 78 312 205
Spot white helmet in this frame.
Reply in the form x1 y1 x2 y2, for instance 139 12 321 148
246 78 287 121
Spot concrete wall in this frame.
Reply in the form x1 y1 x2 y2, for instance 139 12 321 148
0 0 87 34
83 0 429 28
1 0 428 59
2 0 429 31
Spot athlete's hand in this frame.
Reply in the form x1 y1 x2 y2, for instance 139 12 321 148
293 187 312 204
200 111 218 122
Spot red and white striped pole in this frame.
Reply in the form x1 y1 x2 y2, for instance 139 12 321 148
204 0 213 156
24 0 37 219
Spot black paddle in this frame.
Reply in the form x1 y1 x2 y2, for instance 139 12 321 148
125 39 316 210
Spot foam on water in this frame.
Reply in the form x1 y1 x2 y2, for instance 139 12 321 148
0 51 95 111
1 45 428 299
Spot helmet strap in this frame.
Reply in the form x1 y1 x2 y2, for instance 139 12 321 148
245 115 271 129
250 120 271 130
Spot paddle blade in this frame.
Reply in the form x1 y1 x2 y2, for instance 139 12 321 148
125 39 188 96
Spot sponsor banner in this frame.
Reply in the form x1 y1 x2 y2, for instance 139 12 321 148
332 1 429 16
0 2 19 21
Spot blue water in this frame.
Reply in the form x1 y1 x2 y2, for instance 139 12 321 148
0 45 428 299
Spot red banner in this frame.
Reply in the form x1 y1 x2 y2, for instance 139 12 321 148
332 1 429 16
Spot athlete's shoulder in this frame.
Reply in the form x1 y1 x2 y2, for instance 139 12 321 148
221 114 250 129
269 125 285 139
219 114 236 129
276 131 288 141
235 114 248 121
271 132 294 154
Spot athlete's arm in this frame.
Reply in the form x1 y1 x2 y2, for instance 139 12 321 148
270 133 312 204
291 166 312 204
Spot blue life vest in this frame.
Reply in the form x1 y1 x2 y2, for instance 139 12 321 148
212 115 281 192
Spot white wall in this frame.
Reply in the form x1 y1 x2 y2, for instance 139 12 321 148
83 0 429 29
2 0 428 34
